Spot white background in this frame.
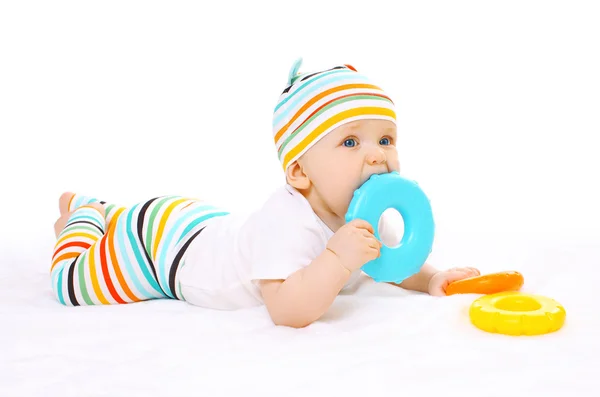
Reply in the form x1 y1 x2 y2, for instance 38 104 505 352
2 1 598 261
1 1 599 396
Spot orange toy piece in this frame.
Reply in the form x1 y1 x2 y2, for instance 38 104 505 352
445 271 524 296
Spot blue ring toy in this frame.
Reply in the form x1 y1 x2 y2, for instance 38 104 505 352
344 171 435 283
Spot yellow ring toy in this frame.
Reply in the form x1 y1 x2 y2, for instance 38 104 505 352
469 291 566 336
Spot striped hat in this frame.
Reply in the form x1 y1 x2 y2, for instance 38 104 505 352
273 58 396 171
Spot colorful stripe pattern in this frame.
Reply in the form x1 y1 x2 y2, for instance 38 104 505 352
51 194 229 306
273 58 397 171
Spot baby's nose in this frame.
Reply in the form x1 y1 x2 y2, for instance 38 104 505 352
366 147 386 165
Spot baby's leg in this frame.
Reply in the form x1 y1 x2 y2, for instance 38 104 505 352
60 192 122 229
51 193 166 306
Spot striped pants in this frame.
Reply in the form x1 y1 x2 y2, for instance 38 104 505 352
50 193 229 306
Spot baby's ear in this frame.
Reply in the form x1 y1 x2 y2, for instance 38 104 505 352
285 160 311 190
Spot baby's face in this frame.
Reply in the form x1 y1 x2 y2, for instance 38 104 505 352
297 119 399 219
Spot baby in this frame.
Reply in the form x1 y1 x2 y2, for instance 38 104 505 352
51 58 480 328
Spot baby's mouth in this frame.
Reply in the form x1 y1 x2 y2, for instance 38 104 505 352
359 170 389 187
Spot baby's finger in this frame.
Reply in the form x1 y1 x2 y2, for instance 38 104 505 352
466 267 481 276
449 266 479 277
350 219 374 234
456 267 480 277
363 234 379 248
367 233 382 248
368 245 381 258
446 270 475 283
360 228 377 239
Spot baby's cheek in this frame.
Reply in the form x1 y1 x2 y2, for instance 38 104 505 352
388 157 401 172
336 186 357 215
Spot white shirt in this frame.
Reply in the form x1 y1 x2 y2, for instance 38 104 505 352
178 184 362 310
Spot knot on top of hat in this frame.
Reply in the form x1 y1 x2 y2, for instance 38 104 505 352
287 57 304 85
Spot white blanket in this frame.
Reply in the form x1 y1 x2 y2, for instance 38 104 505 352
2 231 598 397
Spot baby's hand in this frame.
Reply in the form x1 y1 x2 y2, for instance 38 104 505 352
327 219 382 272
428 267 480 296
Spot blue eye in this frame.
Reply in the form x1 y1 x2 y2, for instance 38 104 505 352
379 137 391 145
343 138 357 147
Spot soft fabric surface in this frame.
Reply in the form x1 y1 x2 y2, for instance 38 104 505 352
2 231 597 397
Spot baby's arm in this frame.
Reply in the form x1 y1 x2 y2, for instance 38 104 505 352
390 263 480 296
392 262 439 293
258 219 380 328
258 249 351 328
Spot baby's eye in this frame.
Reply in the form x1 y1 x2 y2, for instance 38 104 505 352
379 137 391 145
343 138 357 147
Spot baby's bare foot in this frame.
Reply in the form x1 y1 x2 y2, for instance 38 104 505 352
59 192 75 215
54 212 71 239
